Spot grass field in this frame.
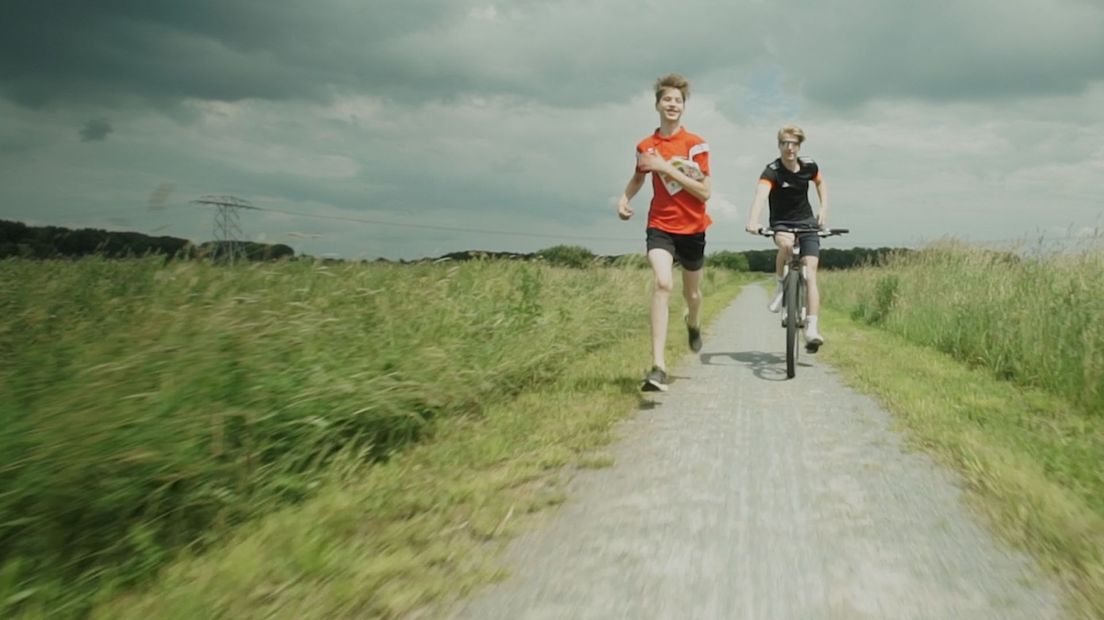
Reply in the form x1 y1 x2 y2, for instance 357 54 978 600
827 241 1104 413
5 244 1103 617
0 256 749 618
821 243 1104 618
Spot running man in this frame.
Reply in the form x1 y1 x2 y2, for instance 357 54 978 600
745 124 830 350
617 73 712 392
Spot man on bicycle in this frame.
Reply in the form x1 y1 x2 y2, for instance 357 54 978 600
744 124 830 349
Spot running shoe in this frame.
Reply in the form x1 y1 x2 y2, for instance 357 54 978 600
685 316 702 353
641 366 669 392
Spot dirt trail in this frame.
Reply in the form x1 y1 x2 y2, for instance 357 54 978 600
448 285 1064 619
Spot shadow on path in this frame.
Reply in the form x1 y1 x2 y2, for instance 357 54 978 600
700 350 812 382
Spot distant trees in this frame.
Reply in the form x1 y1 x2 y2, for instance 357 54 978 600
196 240 295 261
0 220 293 261
0 218 904 268
706 250 750 272
721 246 902 272
535 244 597 268
418 245 904 271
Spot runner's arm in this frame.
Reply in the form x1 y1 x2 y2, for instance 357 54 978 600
617 172 647 220
637 151 711 202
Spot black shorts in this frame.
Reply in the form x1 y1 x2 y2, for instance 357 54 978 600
770 219 820 258
645 227 706 271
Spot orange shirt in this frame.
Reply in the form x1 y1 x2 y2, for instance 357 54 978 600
635 127 712 234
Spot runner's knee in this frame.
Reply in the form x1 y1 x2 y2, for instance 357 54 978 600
654 275 674 293
683 285 701 304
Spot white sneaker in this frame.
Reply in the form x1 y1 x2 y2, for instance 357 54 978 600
767 281 784 313
805 324 824 349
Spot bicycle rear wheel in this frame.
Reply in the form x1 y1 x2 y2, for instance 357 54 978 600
785 270 799 378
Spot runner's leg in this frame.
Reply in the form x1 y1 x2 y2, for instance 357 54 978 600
682 267 703 330
647 248 675 371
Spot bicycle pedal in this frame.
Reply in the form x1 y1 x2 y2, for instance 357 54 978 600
805 342 821 354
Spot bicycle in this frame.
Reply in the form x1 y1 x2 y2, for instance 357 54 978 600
757 227 849 378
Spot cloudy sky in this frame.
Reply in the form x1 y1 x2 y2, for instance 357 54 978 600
2 0 1102 260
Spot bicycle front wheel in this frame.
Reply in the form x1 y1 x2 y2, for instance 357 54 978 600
785 271 799 378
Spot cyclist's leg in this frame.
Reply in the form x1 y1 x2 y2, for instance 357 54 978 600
767 232 794 312
799 231 824 345
647 247 675 371
804 255 821 315
773 232 795 278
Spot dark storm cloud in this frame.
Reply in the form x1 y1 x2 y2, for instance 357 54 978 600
1 0 1102 113
0 0 464 107
0 0 758 110
79 118 113 142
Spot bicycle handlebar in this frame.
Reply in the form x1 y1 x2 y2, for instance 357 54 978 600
756 227 849 237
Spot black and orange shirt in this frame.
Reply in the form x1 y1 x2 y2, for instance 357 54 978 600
759 157 822 224
635 127 712 234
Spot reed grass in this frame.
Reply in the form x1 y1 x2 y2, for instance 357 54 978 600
0 256 745 617
825 241 1104 415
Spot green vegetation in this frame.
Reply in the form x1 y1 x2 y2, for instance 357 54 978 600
0 256 749 618
15 240 1099 617
821 243 1104 618
828 242 1104 414
741 245 901 272
534 244 598 268
1 219 900 269
705 250 750 272
0 219 292 260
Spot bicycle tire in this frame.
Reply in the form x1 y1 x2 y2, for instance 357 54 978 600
785 270 799 378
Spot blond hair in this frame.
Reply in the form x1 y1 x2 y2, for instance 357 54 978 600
777 124 806 144
654 74 690 103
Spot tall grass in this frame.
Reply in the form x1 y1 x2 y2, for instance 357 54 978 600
824 242 1104 415
820 242 1104 616
0 256 675 616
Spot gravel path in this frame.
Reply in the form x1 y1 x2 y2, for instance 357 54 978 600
448 284 1065 619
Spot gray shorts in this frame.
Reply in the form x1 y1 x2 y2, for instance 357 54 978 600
770 220 820 258
645 227 706 271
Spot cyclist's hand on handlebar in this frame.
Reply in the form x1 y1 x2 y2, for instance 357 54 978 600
745 224 762 235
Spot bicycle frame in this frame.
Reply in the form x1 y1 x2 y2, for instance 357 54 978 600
757 227 849 378
780 247 807 328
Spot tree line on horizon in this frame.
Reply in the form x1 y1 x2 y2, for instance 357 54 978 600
0 219 903 270
0 219 294 262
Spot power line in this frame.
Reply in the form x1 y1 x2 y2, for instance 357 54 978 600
237 205 902 248
250 204 641 243
7 204 1098 252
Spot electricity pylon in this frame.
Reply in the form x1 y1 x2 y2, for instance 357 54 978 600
190 195 259 263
